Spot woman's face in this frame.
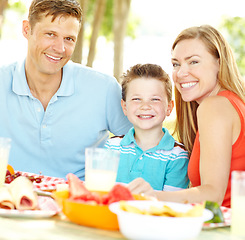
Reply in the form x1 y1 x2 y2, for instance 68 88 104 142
171 38 220 104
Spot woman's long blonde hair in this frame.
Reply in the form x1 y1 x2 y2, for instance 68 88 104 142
172 25 245 155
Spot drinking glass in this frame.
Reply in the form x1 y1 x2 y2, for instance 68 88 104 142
0 137 11 186
231 170 245 236
85 148 120 192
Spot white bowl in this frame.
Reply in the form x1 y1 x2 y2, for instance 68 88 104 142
109 200 213 240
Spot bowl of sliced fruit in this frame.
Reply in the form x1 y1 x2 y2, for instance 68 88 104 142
53 173 150 230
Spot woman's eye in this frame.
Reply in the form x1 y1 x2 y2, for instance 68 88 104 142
190 60 198 65
172 62 180 67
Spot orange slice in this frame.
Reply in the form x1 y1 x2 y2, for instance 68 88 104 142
7 164 15 175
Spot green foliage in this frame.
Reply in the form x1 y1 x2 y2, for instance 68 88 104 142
220 16 245 76
8 0 27 15
85 0 139 41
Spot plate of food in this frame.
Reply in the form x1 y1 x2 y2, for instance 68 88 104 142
5 166 67 191
0 196 60 218
0 176 61 218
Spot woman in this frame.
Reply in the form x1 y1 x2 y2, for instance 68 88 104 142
128 25 245 207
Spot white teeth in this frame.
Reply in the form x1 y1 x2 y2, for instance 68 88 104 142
138 115 153 119
181 82 197 88
45 54 61 61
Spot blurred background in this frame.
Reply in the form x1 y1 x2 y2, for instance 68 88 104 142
1 0 245 78
0 0 245 99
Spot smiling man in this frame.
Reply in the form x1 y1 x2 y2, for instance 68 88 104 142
0 0 132 180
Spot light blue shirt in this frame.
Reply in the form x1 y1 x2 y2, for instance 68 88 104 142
0 59 132 180
105 127 189 191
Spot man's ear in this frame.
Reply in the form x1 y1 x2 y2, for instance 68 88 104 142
22 20 31 39
121 99 127 116
166 100 174 116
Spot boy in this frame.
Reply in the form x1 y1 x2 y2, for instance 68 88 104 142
105 64 189 191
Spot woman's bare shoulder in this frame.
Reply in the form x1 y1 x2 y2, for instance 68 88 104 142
197 95 234 118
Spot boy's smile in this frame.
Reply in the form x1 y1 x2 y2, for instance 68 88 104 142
121 77 173 132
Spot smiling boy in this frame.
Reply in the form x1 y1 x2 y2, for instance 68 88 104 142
105 64 189 191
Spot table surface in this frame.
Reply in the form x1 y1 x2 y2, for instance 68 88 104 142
0 212 244 240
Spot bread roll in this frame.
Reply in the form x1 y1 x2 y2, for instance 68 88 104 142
8 176 38 210
0 187 15 209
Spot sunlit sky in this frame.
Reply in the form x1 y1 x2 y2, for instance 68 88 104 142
1 0 245 75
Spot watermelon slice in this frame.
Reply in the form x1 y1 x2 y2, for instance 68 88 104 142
107 184 134 204
66 174 134 205
66 173 101 203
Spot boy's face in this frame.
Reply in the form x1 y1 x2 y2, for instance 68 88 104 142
22 14 80 77
121 77 174 132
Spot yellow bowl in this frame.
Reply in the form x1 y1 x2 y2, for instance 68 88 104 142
53 190 149 230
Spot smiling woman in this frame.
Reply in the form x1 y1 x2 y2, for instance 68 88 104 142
171 38 220 104
127 25 245 209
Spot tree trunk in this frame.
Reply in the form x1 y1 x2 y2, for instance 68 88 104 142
71 0 87 64
86 0 106 67
113 0 131 82
0 0 8 38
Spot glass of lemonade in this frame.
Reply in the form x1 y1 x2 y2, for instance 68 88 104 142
85 148 120 192
231 171 245 236
0 137 11 187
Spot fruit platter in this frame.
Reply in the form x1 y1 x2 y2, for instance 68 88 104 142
53 173 150 230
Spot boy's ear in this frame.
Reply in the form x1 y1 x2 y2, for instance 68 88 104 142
166 100 174 116
121 99 127 116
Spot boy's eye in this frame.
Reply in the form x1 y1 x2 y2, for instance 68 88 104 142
132 98 140 101
152 98 160 102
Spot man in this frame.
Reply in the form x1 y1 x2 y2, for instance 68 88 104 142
0 0 131 180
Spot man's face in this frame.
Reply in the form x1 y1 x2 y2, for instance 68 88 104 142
23 14 80 76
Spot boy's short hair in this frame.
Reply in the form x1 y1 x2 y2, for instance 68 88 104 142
28 0 82 29
121 63 172 102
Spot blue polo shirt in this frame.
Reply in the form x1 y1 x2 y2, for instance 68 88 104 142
0 59 132 180
105 127 189 191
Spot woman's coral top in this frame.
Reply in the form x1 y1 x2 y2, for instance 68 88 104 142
188 90 245 208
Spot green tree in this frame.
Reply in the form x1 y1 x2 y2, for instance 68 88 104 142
86 0 138 41
0 0 26 38
220 16 245 76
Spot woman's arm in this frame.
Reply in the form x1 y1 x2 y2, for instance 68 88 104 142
128 95 240 205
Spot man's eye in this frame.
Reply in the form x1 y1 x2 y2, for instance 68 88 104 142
47 33 54 37
66 37 75 42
